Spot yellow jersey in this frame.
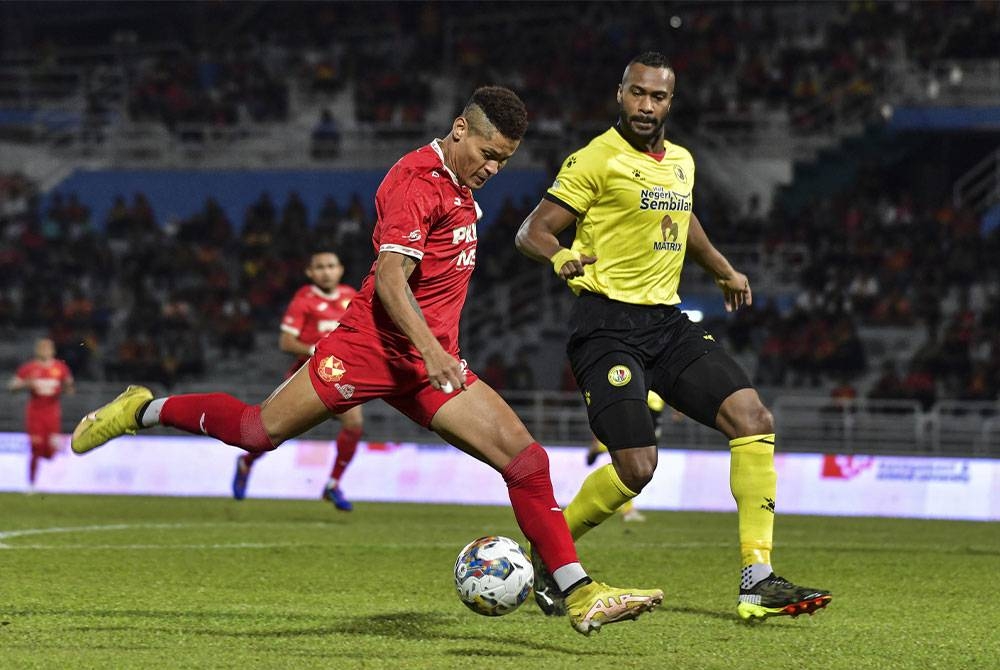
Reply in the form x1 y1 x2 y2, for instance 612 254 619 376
546 127 695 305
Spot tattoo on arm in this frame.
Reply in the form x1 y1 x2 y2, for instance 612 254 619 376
400 256 426 322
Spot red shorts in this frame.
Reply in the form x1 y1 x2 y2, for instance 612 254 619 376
26 407 60 457
308 326 478 428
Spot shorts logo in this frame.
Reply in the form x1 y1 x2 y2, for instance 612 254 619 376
335 383 355 400
607 365 632 387
317 355 346 383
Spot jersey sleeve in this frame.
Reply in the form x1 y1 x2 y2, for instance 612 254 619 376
281 292 308 336
376 173 440 260
545 145 606 216
59 360 74 384
14 362 30 380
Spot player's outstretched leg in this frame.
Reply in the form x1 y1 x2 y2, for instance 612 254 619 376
430 382 664 635
71 385 153 453
737 574 832 621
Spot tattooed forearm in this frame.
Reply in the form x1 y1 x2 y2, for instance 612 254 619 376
405 285 425 321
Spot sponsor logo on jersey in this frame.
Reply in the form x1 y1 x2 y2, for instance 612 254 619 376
407 230 421 242
317 355 346 383
674 165 687 183
454 197 462 206
455 248 476 268
317 302 328 311
654 214 683 252
451 222 477 244
639 185 692 212
335 383 355 400
607 365 632 387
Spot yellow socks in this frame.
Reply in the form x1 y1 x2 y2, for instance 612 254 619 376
563 464 637 540
729 434 776 573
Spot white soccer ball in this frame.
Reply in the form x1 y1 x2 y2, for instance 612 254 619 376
454 535 534 616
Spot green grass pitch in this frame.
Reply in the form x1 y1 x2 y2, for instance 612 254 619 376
1 493 997 669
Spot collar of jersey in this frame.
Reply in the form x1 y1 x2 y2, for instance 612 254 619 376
610 124 670 156
310 285 341 300
429 139 462 187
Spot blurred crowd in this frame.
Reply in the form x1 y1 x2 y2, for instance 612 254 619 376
4 2 997 146
0 173 374 387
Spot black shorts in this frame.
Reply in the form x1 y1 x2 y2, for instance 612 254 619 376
567 291 752 432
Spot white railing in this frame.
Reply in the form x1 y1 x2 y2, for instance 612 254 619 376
4 382 997 456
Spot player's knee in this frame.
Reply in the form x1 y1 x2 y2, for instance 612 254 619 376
502 442 548 485
241 405 279 452
742 403 774 435
613 456 655 493
341 416 363 432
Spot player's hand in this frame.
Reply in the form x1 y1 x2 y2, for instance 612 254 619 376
423 346 466 394
557 254 597 280
715 271 752 312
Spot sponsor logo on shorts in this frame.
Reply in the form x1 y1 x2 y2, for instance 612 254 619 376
335 383 355 400
607 365 632 387
317 355 346 383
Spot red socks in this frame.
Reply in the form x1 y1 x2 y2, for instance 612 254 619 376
502 443 579 572
331 427 362 480
160 393 275 453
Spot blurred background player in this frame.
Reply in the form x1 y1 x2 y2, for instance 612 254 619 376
8 338 74 491
585 390 666 523
232 251 363 510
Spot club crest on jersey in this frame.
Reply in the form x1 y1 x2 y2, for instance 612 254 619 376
640 185 692 212
317 355 346 382
607 365 632 387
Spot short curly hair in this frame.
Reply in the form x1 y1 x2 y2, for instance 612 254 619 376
628 51 670 69
463 86 528 140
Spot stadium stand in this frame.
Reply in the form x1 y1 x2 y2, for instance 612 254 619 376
1 1 998 454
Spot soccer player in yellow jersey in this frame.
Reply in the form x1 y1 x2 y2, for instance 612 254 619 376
516 52 832 621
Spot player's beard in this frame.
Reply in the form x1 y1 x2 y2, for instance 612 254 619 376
619 110 665 146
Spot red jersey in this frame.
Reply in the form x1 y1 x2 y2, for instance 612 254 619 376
281 284 357 346
15 359 73 410
338 140 482 356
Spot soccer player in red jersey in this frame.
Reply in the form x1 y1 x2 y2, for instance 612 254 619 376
232 251 363 510
8 338 74 490
70 87 663 635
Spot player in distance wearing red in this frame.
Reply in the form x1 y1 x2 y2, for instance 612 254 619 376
69 86 663 636
8 338 74 491
232 251 363 510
